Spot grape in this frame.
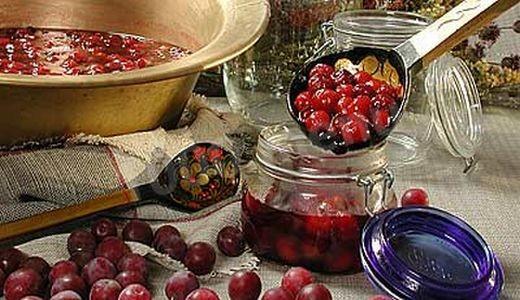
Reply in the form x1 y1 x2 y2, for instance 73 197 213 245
165 271 199 300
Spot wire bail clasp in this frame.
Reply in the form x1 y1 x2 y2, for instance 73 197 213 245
357 168 394 217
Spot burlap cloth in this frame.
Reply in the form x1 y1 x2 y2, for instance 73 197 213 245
0 97 519 299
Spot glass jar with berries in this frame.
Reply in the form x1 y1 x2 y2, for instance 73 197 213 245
315 10 483 171
242 123 397 274
224 0 362 127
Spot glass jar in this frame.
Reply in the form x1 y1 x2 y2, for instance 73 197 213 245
241 123 396 273
322 10 482 171
224 0 361 127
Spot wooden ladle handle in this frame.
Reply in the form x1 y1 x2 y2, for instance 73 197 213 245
396 0 517 69
0 189 140 242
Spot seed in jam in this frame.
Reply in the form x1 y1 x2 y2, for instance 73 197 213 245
0 27 190 76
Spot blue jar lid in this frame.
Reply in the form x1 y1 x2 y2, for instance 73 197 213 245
361 206 504 299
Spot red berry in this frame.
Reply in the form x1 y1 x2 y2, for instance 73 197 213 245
155 235 188 261
295 284 332 300
117 254 148 277
275 237 300 265
20 257 50 278
377 84 397 99
186 288 220 300
228 271 262 300
95 237 131 264
91 218 118 242
366 79 382 92
341 117 371 146
372 94 395 109
115 271 147 288
372 109 391 133
217 226 245 257
329 114 350 136
69 251 94 269
354 71 372 84
281 267 315 297
0 248 28 274
49 291 82 300
122 220 153 246
50 274 87 297
118 284 151 300
136 58 148 68
307 75 333 92
351 95 372 118
165 271 200 300
353 83 375 97
153 225 181 248
336 84 354 98
335 96 353 114
332 69 354 86
309 63 334 78
401 188 429 206
332 214 360 242
183 242 216 276
312 89 340 113
21 296 44 300
49 261 78 284
67 230 96 255
89 279 122 300
3 268 43 300
81 257 117 286
304 111 330 134
261 287 293 300
369 296 393 300
294 91 312 112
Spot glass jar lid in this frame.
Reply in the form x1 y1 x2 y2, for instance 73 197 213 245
426 55 483 171
361 206 503 299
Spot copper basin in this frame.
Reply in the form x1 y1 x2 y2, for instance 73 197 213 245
0 0 270 146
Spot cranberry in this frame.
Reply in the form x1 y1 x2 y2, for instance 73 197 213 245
332 69 354 86
0 248 27 274
81 257 117 286
294 91 312 112
3 268 43 300
281 267 315 297
89 279 122 300
377 84 398 99
118 284 151 300
311 89 340 113
165 271 200 300
69 251 94 269
341 117 370 146
49 291 82 300
307 75 333 92
309 63 334 78
117 254 148 277
298 109 314 123
354 71 372 84
217 226 245 257
20 257 50 278
332 214 359 242
122 220 153 246
261 287 293 300
183 242 216 276
115 271 146 288
228 271 262 300
186 288 220 300
335 97 353 114
67 230 97 255
401 188 429 206
50 274 87 297
336 84 354 98
49 261 78 284
95 237 131 264
304 111 330 134
295 284 332 300
372 94 395 109
372 109 391 133
136 58 148 68
91 218 118 242
153 225 181 248
275 236 300 265
351 95 372 118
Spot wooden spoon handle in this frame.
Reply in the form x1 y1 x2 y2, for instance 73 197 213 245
396 0 517 70
0 189 140 242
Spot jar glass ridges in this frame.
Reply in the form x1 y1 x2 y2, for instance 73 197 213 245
224 0 361 127
242 123 396 273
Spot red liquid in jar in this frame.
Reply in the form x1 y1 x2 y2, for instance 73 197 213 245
241 187 369 274
0 27 190 75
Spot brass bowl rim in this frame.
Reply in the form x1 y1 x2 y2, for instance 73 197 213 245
0 0 270 88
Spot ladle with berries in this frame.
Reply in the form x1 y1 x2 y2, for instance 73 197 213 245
288 0 515 154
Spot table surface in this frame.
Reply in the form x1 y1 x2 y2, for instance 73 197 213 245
1 99 519 299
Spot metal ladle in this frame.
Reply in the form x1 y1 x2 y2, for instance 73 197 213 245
288 0 517 154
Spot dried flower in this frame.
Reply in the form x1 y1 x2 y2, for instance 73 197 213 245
453 39 469 51
502 55 520 71
466 43 486 62
478 23 501 45
363 0 378 9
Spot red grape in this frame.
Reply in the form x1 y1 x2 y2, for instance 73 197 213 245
0 268 5 296
153 225 181 246
122 221 153 246
183 242 216 276
117 254 147 277
95 237 131 264
401 188 429 207
0 248 28 274
49 261 78 284
309 64 334 78
89 279 122 300
67 230 96 255
69 251 94 269
295 284 332 300
50 274 86 297
217 226 245 257
20 297 43 300
115 271 147 288
91 218 118 242
228 271 262 300
49 290 82 300
261 287 293 300
186 288 220 300
165 270 200 300
3 268 43 300
20 257 50 278
81 257 117 286
156 235 188 261
118 284 152 300
281 267 315 297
